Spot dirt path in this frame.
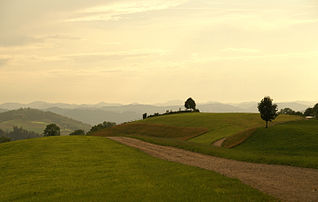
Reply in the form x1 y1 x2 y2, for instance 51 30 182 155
108 137 318 202
212 137 225 147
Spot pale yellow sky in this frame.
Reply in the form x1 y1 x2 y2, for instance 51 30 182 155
0 0 318 104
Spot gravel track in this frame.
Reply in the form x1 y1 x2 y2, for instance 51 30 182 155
108 136 318 202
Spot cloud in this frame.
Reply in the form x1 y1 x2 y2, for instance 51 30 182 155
0 35 43 47
221 48 260 53
63 49 169 60
66 0 188 22
0 34 81 47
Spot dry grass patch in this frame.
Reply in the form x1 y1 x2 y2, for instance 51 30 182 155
93 123 208 140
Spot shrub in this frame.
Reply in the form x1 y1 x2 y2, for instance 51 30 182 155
69 129 85 136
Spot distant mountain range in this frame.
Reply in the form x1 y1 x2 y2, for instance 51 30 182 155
0 101 315 125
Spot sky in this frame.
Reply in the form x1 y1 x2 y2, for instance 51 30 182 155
1 0 318 104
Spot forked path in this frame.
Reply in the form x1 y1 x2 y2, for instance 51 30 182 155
108 137 318 202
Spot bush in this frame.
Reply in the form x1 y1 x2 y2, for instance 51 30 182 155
69 129 85 136
0 136 10 143
87 121 116 134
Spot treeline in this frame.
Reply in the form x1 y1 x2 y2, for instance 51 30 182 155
279 103 318 118
86 121 116 135
0 126 41 142
143 97 200 119
0 120 117 143
44 121 117 136
303 103 318 117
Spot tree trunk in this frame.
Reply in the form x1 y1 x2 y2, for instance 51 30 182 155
266 121 268 128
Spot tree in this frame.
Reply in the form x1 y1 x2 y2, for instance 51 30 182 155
258 96 278 128
304 108 314 116
279 108 303 116
185 97 196 111
43 124 60 136
69 129 85 136
87 121 116 134
313 103 318 118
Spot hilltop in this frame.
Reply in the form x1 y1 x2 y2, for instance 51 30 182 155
0 108 91 135
96 113 303 145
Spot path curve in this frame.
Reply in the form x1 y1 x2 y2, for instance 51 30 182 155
108 137 318 202
212 137 225 147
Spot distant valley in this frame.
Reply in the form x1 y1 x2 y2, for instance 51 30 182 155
0 101 314 125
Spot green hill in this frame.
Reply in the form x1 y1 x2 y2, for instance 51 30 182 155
92 113 318 168
102 113 303 145
0 136 273 201
230 119 318 167
0 108 91 135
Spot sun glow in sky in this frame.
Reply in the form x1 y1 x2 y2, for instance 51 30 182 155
1 0 318 104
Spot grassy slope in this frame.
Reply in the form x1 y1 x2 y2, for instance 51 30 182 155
138 113 303 144
92 113 317 168
93 123 208 140
0 108 91 135
232 119 318 167
0 136 273 201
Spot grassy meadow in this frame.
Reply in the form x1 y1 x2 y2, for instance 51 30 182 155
94 113 318 168
137 113 303 144
0 136 274 201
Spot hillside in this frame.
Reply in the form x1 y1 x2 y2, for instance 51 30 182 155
230 119 318 167
0 136 273 201
132 113 303 144
0 108 91 135
91 113 318 168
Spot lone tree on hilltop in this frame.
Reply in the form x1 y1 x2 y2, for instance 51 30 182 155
44 124 60 136
258 96 278 128
185 97 196 111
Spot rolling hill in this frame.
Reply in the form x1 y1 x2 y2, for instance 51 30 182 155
0 136 273 201
101 113 303 144
0 108 91 135
231 119 318 167
92 113 318 168
0 101 314 124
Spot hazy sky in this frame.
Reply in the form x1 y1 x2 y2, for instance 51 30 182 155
1 0 318 104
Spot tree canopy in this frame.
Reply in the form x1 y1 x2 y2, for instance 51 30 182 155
258 96 278 128
87 121 116 134
185 98 196 111
43 124 60 136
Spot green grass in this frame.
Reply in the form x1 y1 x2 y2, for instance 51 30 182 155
94 122 208 140
0 136 274 201
94 113 315 168
232 120 318 165
138 113 303 144
128 131 318 169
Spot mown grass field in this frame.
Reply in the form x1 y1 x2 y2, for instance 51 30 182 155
93 122 208 140
232 120 318 166
0 136 274 201
123 113 302 144
94 113 318 168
